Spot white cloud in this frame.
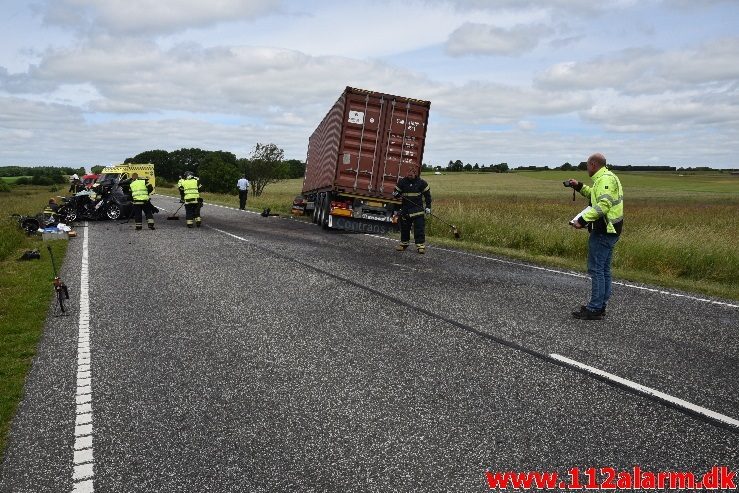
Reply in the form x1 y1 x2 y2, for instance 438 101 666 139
446 23 551 56
582 95 739 132
430 82 591 124
0 38 431 118
2 0 739 168
39 0 284 35
535 38 739 94
422 0 640 15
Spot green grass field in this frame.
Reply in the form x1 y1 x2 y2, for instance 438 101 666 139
0 176 31 184
0 184 69 459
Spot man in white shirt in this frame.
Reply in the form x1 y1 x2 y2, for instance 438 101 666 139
236 175 250 210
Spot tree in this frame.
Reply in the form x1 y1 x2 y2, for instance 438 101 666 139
126 150 169 177
198 154 240 194
283 159 306 179
448 159 464 172
578 161 588 170
560 162 574 171
242 143 286 197
91 165 105 174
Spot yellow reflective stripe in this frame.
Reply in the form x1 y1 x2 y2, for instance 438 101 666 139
597 194 623 206
422 185 429 192
402 192 422 197
408 211 424 217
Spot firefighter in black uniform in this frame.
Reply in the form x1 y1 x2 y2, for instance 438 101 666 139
393 167 432 254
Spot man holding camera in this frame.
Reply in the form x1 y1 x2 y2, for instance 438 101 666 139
566 153 624 320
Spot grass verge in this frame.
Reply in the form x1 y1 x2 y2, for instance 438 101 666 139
0 185 68 460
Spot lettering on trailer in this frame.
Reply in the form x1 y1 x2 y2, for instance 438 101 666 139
360 213 392 222
334 217 390 234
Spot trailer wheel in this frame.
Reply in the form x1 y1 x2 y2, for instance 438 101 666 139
320 192 331 230
316 193 325 227
312 195 320 224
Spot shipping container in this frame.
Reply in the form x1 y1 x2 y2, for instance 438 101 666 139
294 87 431 234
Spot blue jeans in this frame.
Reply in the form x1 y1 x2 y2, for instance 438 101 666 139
587 232 619 312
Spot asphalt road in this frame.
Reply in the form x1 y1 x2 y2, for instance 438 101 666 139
2 196 737 492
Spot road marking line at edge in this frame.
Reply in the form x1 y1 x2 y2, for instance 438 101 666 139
211 226 739 432
365 234 738 308
158 195 737 309
72 223 94 492
550 353 739 429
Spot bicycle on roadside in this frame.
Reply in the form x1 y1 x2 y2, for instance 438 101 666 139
47 245 70 315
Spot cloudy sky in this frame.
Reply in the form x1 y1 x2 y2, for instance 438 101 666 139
1 0 738 169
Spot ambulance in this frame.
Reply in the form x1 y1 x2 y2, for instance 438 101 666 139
96 163 156 190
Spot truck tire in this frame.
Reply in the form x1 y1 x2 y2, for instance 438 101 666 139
311 195 320 224
316 193 325 226
320 192 331 230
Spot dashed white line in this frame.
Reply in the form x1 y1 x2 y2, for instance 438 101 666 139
159 194 737 308
550 353 739 429
211 225 739 430
370 235 738 308
72 224 95 492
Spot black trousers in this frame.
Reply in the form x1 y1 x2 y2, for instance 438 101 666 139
132 202 154 226
185 201 201 225
400 214 425 245
238 190 248 209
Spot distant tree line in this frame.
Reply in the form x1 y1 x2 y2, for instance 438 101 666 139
439 160 509 173
516 163 682 171
0 165 84 185
125 146 306 196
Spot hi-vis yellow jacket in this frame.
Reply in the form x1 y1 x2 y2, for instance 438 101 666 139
180 178 201 202
577 167 624 235
130 179 151 204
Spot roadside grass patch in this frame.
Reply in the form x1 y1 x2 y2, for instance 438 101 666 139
0 186 68 459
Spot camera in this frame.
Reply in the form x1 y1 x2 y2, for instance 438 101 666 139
563 180 572 188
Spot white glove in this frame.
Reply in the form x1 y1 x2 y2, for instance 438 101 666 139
425 208 431 215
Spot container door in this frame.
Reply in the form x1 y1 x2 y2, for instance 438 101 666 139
336 92 385 194
374 99 429 195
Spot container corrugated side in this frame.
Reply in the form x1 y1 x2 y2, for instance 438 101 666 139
303 87 430 200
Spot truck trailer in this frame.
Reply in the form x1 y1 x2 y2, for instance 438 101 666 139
294 87 431 234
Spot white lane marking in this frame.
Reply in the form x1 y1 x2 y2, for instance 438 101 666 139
72 480 94 493
153 194 261 215
72 225 95 492
161 193 736 309
365 234 738 308
209 226 252 242
212 225 738 429
550 353 739 429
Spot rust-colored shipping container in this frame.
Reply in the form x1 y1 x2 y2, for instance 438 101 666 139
297 87 431 234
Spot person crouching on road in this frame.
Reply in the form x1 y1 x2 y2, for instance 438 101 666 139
43 198 60 225
567 153 624 320
129 173 155 230
179 171 202 228
393 167 432 254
